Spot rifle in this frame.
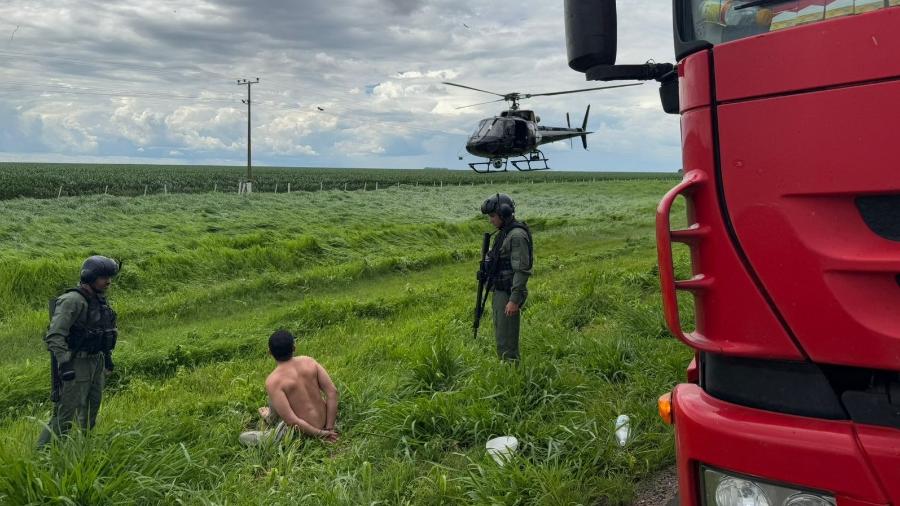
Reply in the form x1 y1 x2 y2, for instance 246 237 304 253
49 353 61 403
473 232 496 338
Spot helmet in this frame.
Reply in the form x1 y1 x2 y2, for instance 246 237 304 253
80 256 120 284
480 193 515 219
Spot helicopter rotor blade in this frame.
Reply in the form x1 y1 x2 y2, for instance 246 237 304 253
523 82 642 98
454 98 507 110
442 81 507 97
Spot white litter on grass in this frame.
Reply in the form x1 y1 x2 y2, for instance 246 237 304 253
615 414 631 447
486 436 519 466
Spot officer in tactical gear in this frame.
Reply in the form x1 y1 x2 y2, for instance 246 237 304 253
480 193 533 361
37 255 119 447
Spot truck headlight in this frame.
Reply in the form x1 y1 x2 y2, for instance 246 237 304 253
703 467 835 506
714 477 770 506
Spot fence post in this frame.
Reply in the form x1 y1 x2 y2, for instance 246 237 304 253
320 181 324 191
214 183 217 192
104 185 108 195
375 182 378 190
57 186 63 198
275 183 279 193
288 183 291 193
364 182 367 191
164 184 167 195
344 182 348 191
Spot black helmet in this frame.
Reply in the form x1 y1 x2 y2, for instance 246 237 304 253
80 256 119 284
480 193 515 219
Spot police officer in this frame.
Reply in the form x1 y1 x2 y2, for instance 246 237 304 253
37 255 119 447
481 193 533 361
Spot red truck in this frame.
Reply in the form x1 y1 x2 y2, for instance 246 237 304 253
565 1 900 504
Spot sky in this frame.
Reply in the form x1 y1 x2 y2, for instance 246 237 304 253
0 1 681 172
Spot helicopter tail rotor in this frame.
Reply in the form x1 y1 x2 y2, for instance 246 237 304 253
580 105 590 150
566 113 573 149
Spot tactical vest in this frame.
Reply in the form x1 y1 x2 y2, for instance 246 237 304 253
48 287 118 354
490 221 533 290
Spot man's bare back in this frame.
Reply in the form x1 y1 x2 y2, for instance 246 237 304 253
266 356 339 440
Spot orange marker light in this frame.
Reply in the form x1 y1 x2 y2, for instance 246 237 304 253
658 392 674 425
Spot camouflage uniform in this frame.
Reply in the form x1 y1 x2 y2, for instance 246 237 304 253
37 288 116 447
491 223 532 361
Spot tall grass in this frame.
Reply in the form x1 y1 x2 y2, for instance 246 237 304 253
0 181 690 504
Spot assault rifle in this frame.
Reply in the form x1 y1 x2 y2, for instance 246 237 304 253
50 353 61 402
473 232 497 338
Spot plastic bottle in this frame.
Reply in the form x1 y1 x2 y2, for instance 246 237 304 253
614 414 631 447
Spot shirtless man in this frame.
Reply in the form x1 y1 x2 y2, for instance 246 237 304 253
242 330 339 444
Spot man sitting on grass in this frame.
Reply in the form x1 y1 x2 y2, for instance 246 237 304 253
240 330 339 445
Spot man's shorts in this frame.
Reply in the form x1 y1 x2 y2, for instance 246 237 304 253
239 421 291 447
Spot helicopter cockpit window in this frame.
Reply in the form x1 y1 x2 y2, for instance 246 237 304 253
471 119 494 140
470 118 518 140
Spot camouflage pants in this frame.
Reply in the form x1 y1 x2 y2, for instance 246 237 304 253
492 290 520 361
37 353 105 447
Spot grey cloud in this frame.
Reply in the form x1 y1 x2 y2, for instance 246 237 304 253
382 0 426 15
0 0 679 170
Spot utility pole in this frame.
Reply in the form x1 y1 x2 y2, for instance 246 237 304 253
236 77 259 193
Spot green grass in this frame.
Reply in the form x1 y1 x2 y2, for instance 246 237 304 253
0 180 692 505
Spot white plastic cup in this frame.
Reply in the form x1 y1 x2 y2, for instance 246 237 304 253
485 436 519 466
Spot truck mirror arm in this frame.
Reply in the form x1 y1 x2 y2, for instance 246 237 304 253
584 62 676 83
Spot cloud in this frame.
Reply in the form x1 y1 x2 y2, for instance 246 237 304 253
0 0 679 171
382 0 426 16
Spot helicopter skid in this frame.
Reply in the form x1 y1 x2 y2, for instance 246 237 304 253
510 150 550 171
468 159 510 173
468 152 552 173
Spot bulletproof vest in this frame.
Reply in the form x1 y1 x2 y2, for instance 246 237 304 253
490 221 534 272
48 287 118 354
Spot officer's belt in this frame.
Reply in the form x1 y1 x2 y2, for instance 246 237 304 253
494 276 513 292
73 351 103 358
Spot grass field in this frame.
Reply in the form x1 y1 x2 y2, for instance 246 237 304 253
0 163 677 200
0 179 692 504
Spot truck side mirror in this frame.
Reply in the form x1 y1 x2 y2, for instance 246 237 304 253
565 0 618 73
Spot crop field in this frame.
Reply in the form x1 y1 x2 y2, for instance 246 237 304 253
0 162 677 200
0 178 691 504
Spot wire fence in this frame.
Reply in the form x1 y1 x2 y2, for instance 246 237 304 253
0 163 680 200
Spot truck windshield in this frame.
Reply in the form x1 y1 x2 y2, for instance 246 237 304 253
686 0 894 45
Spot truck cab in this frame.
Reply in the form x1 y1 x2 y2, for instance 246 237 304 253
566 1 900 504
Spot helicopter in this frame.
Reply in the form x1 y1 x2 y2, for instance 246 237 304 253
444 81 641 173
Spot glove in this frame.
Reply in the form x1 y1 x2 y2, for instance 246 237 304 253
104 353 114 372
59 360 76 382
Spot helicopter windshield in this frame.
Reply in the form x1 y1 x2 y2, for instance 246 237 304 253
472 119 493 139
470 118 515 140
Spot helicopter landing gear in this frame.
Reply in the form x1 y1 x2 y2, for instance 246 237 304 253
468 158 509 173
510 150 550 171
